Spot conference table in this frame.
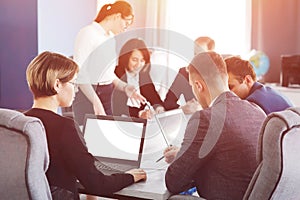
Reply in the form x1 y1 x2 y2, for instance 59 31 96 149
79 111 189 200
114 114 189 200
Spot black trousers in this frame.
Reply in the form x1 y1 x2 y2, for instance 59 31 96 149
73 83 114 125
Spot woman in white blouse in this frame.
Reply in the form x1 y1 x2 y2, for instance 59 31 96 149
73 1 145 125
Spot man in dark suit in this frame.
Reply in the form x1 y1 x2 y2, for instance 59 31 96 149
164 51 266 199
163 36 215 114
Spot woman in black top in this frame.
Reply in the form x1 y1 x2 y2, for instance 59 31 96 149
25 51 146 200
112 38 165 119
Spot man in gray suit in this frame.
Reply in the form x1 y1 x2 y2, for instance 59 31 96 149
164 51 266 199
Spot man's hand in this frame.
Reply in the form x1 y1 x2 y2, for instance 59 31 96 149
163 145 180 163
155 105 165 114
181 98 201 114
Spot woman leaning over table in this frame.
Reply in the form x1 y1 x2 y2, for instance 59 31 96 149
73 1 146 125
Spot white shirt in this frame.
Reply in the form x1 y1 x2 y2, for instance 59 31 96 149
74 22 117 84
126 70 141 108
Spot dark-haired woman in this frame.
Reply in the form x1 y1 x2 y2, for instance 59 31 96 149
113 38 165 119
73 1 145 125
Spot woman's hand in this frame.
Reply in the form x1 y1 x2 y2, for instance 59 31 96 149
125 168 147 182
92 98 106 115
138 109 154 119
125 84 146 107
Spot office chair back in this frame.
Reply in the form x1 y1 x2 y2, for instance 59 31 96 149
0 108 52 200
243 107 300 200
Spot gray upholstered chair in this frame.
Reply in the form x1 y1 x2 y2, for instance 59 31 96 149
0 108 52 200
243 107 300 200
168 107 300 200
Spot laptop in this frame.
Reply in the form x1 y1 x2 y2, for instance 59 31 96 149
154 108 188 147
82 114 147 175
139 109 188 169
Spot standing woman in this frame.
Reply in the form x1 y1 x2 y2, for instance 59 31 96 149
25 51 147 200
113 38 165 119
73 1 145 125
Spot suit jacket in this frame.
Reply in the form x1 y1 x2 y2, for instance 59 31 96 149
164 67 195 110
247 82 293 114
165 91 266 200
113 64 164 118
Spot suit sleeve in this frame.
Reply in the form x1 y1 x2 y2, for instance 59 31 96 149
140 72 164 107
165 112 210 194
164 67 192 110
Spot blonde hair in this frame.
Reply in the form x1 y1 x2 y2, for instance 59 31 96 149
26 51 79 98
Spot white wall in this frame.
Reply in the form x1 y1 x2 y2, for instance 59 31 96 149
38 0 97 56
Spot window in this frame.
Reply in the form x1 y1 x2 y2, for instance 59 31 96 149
165 0 252 56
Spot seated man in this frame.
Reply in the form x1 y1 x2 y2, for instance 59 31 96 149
164 51 266 199
163 36 215 114
225 56 293 114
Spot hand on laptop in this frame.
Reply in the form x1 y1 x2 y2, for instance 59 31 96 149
163 145 180 163
155 105 165 114
139 105 165 120
138 109 154 120
126 168 147 182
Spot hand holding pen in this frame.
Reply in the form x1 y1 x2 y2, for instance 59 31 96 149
138 101 155 119
156 145 179 163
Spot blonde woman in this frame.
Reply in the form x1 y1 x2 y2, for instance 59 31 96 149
25 51 147 200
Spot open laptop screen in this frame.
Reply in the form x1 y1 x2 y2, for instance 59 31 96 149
154 109 187 146
83 115 146 164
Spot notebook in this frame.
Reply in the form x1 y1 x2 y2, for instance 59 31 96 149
83 114 147 175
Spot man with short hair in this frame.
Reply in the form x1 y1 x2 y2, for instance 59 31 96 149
164 51 266 199
225 56 293 114
163 36 215 114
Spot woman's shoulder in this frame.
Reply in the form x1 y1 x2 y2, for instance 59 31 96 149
26 108 76 127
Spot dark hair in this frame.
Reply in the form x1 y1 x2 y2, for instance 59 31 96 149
115 38 151 77
95 1 133 23
26 51 79 98
225 56 257 82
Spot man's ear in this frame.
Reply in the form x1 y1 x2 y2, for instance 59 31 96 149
244 75 254 87
194 80 204 92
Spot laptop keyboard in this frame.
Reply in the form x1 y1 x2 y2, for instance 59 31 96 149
94 160 133 174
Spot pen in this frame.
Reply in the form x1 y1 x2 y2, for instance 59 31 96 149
156 144 173 163
156 155 164 163
145 101 155 112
